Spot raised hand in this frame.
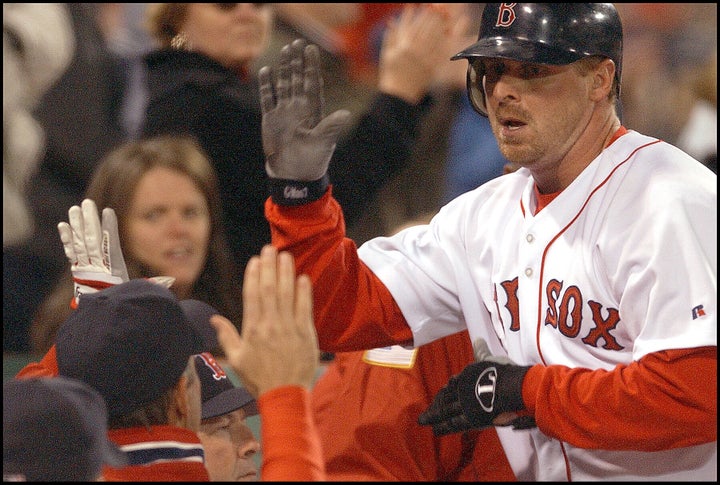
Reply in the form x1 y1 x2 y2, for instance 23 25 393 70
211 245 319 397
58 199 129 308
57 198 174 308
259 38 351 205
377 3 459 103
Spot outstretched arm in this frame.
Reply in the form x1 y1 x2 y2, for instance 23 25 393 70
212 245 325 481
259 39 414 352
212 245 318 396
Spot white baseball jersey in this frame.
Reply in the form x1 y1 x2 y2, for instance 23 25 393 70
359 130 717 480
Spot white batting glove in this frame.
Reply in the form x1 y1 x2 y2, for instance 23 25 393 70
57 199 174 309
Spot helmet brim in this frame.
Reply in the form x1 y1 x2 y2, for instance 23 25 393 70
451 37 584 65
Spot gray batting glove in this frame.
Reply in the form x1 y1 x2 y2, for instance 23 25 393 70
472 338 516 365
259 38 351 206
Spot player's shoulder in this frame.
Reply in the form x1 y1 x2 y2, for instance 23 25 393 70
619 130 705 163
439 171 527 217
615 130 715 184
610 131 716 219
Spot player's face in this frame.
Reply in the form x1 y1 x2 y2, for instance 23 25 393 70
182 3 273 70
198 408 260 481
125 167 211 299
480 58 595 170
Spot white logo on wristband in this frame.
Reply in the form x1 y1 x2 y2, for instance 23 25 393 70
284 186 309 199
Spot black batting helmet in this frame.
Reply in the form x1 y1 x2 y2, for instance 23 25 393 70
452 3 623 116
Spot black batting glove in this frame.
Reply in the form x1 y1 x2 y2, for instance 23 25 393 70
418 340 535 436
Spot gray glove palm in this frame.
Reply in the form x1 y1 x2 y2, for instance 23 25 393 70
259 39 351 204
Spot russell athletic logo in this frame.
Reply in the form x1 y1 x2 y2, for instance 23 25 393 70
691 305 706 319
474 366 499 412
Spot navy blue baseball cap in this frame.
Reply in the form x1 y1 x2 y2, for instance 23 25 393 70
3 376 128 481
55 279 208 418
180 299 220 351
194 352 258 420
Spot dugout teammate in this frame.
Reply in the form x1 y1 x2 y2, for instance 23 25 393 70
257 3 716 481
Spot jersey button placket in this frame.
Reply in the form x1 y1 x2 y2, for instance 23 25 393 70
525 233 535 276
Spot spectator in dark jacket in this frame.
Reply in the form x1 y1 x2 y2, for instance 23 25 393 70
141 3 454 277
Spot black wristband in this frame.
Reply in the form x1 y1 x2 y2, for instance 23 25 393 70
268 174 330 206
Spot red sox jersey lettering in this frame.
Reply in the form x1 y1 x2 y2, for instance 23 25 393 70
498 277 624 350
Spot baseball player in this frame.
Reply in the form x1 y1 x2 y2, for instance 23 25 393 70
257 3 717 481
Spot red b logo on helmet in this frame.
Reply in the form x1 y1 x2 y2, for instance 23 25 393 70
496 3 517 27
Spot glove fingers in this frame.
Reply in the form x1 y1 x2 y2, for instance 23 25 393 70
276 44 291 105
101 207 129 281
417 383 462 425
302 43 323 126
433 413 473 437
81 199 104 267
473 337 516 365
68 205 90 268
472 337 493 362
258 66 275 114
57 222 77 264
290 39 305 101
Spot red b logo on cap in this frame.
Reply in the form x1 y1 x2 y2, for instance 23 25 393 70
197 352 227 381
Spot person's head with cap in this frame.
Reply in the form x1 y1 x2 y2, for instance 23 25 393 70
154 297 260 480
3 376 128 481
55 279 208 432
195 352 261 481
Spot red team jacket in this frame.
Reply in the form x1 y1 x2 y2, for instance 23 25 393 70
104 425 209 481
313 330 517 481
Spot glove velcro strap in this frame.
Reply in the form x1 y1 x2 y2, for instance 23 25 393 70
268 174 329 206
70 275 124 309
72 271 125 286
